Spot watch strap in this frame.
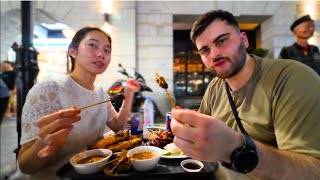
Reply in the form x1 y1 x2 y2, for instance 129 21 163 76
221 134 259 173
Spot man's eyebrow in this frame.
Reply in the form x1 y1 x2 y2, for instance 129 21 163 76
198 33 230 52
212 33 230 43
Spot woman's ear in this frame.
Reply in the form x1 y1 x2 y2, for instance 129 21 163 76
68 47 77 59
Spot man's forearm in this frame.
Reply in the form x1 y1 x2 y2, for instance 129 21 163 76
249 141 320 179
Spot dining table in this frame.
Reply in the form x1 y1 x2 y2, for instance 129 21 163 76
57 123 219 179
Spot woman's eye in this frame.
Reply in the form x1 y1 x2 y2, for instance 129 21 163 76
89 43 97 48
104 49 111 53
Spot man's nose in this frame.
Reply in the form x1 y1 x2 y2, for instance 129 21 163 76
209 47 221 60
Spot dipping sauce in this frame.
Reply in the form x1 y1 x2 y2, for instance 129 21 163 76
77 156 106 164
183 162 201 170
131 151 157 160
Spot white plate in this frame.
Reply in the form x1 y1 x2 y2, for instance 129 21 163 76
161 154 188 159
161 149 188 159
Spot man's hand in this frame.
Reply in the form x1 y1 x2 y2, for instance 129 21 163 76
171 107 243 162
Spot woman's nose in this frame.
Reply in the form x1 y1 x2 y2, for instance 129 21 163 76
97 50 105 59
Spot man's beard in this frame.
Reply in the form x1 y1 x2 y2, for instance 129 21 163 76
210 41 247 79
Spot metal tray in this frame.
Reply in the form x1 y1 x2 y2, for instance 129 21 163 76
57 158 218 180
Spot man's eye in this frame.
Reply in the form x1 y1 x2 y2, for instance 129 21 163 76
216 37 228 46
200 48 209 56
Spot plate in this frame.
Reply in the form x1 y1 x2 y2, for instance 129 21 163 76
161 154 188 159
161 149 188 159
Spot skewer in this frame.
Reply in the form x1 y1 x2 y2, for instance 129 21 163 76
165 89 176 107
79 99 112 110
79 94 125 110
155 73 176 108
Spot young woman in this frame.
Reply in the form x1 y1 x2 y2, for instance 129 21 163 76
14 26 140 179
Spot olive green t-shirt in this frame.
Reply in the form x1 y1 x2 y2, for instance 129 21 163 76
199 55 320 158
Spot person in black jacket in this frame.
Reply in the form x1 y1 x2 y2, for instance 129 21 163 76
1 61 16 117
279 15 320 75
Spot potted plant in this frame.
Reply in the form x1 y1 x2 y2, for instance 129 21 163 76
251 48 269 58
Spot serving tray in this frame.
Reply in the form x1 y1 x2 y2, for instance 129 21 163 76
57 158 218 180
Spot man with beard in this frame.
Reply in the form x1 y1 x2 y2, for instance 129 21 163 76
279 15 320 75
170 10 320 179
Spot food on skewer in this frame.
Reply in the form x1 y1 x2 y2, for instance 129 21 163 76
156 73 168 89
147 130 174 149
106 137 142 152
155 73 175 107
88 130 130 149
102 150 131 175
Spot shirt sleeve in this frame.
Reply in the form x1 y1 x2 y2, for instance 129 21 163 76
273 62 320 158
20 80 61 145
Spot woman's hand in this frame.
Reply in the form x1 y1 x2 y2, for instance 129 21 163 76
36 106 81 158
124 79 141 97
170 107 243 162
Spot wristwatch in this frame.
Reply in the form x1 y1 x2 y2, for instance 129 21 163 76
221 134 259 173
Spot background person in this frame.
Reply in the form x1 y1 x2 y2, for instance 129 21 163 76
13 26 140 180
1 60 17 118
171 10 320 180
0 77 10 123
279 14 320 75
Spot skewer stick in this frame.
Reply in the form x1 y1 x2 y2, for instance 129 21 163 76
79 94 125 110
79 99 112 110
165 89 176 108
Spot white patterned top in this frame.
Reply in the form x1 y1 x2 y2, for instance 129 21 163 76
16 75 117 179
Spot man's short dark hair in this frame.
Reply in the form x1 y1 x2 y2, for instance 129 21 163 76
190 9 239 44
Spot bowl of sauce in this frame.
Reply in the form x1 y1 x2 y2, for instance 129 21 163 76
180 159 204 172
127 146 163 172
70 149 112 174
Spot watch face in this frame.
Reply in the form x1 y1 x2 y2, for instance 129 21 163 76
233 149 259 173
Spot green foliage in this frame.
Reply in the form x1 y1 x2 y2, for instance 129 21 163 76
251 48 269 58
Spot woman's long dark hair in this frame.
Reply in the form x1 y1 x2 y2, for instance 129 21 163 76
67 26 112 73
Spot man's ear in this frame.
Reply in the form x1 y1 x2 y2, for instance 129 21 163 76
240 32 249 48
68 47 77 59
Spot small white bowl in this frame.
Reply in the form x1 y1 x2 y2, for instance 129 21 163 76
69 149 112 174
180 159 204 172
127 146 162 172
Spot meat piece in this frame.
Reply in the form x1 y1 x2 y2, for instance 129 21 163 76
156 73 168 89
106 137 142 152
89 130 129 149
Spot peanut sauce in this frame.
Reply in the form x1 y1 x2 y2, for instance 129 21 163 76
131 151 157 160
77 156 106 164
